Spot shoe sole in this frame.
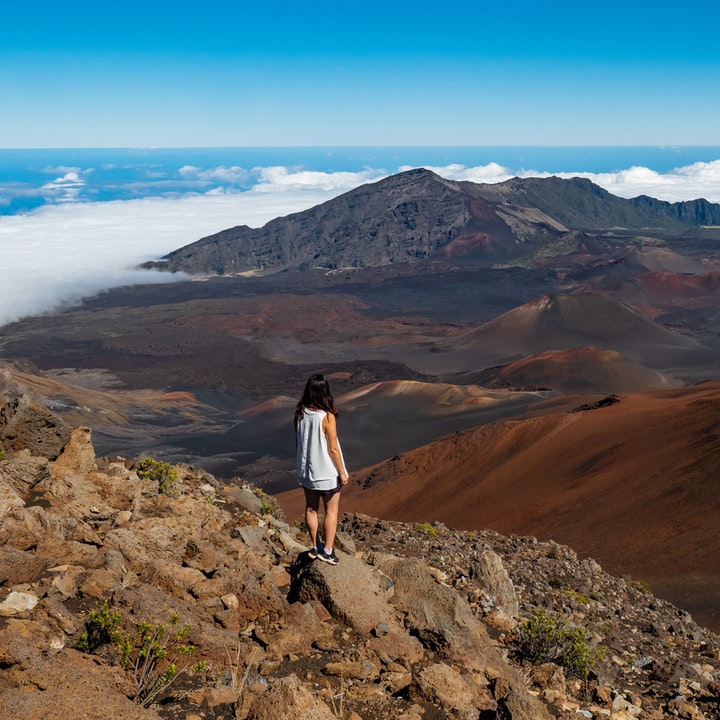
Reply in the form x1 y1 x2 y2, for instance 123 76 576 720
318 554 338 565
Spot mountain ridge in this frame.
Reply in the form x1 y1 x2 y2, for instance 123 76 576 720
144 169 720 276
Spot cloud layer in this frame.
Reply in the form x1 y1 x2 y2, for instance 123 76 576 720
405 159 720 204
1 159 719 327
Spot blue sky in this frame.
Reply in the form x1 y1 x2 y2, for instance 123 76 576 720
2 0 719 147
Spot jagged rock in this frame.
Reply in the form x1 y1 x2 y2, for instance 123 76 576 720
411 661 496 718
246 674 336 720
0 546 46 586
289 550 424 663
0 636 163 719
375 555 500 670
259 601 335 659
0 450 51 503
0 386 71 459
470 548 520 618
48 564 87 599
324 658 380 680
51 426 96 478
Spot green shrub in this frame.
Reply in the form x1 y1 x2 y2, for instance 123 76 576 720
511 610 603 680
627 579 650 594
118 613 197 707
564 589 592 605
415 522 438 538
76 602 203 707
76 600 122 653
137 457 177 495
252 487 285 520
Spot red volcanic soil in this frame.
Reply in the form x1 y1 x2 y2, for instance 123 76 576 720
492 346 679 394
160 391 198 402
638 269 720 302
278 381 720 630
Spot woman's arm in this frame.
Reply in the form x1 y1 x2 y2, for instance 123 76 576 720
323 412 349 485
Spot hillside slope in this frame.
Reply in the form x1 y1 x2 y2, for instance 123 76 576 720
3 372 720 719
5 367 720 718
328 381 720 630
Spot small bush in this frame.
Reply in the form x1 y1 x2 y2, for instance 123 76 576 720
76 602 203 707
252 487 285 520
118 613 198 706
511 610 603 680
564 589 592 605
415 522 438 538
627 579 650 594
137 457 177 495
76 600 122 653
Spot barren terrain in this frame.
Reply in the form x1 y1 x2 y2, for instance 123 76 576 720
2 170 720 630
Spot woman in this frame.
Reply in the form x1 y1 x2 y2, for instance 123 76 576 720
294 374 349 565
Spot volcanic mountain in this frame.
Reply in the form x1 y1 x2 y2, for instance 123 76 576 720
144 169 720 276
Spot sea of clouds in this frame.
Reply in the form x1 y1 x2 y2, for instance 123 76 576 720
1 160 719 326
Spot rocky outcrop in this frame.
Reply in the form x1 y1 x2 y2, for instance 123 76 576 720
1 369 70 459
1 390 719 719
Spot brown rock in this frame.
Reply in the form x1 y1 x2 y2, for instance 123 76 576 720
324 659 380 680
48 564 86 599
377 556 499 671
246 674 336 720
290 550 423 663
0 391 71 460
412 662 496 719
470 548 519 618
51 426 96 478
0 451 51 501
0 546 46 586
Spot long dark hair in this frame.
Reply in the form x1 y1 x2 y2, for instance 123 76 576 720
294 374 338 427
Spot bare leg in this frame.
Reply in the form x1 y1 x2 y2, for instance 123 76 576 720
321 491 341 551
303 488 321 548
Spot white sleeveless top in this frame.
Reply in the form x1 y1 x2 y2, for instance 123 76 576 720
296 408 347 491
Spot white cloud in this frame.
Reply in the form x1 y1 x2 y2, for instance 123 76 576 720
400 162 514 184
423 160 720 203
252 166 386 193
0 187 344 326
179 165 252 184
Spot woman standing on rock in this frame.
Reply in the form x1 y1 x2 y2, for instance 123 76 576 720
294 374 349 565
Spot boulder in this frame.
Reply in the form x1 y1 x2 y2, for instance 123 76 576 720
0 451 51 502
290 550 423 663
470 548 520 619
411 662 496 719
0 391 71 459
376 555 499 671
246 674 336 720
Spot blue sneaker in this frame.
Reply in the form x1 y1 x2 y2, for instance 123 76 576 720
318 548 339 565
308 544 324 560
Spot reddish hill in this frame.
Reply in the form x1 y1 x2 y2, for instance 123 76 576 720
422 291 716 375
279 381 720 629
489 346 679 394
637 269 720 303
